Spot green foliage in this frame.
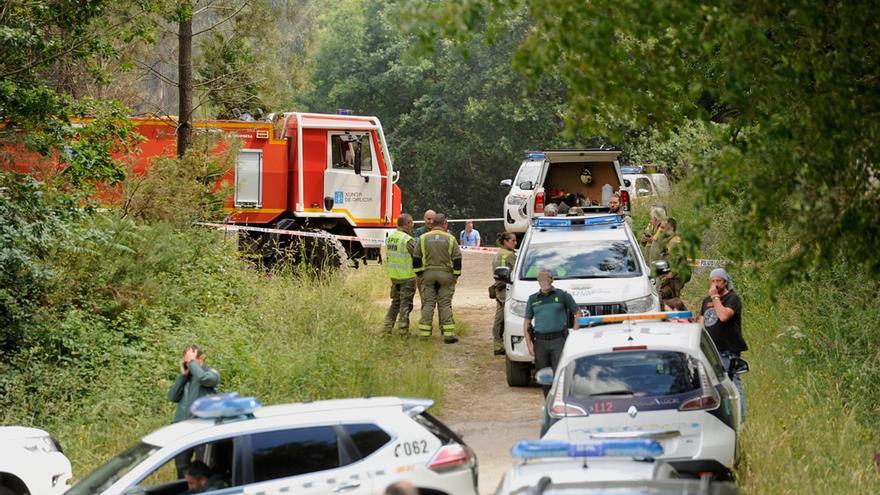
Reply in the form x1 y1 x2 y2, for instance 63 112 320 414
196 25 265 118
415 0 880 283
0 183 440 475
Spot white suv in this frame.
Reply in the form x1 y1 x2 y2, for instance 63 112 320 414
66 395 478 495
538 313 747 479
498 215 659 386
0 426 72 495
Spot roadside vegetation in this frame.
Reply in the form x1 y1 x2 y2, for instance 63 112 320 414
633 186 880 494
0 171 441 476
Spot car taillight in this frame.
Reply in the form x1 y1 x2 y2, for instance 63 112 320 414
620 190 630 210
427 443 473 473
548 373 588 418
679 361 720 411
535 192 544 213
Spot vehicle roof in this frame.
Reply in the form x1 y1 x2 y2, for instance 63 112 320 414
559 321 703 364
142 396 416 447
525 150 622 162
0 426 50 439
528 223 630 243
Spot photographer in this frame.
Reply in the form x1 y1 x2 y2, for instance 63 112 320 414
168 344 220 476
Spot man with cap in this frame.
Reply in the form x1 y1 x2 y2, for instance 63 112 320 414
524 271 580 395
413 213 462 343
698 268 748 420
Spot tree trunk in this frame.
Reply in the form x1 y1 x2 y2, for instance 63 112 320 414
177 13 193 158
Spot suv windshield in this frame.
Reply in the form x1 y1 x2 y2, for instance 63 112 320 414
520 240 641 280
567 351 701 399
67 441 159 495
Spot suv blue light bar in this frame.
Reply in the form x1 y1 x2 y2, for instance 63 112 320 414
526 152 546 160
512 440 663 460
533 215 624 229
578 311 693 327
191 392 261 419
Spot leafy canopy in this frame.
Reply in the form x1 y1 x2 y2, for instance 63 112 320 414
413 0 880 281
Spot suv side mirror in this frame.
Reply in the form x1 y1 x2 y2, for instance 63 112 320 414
728 357 750 377
623 179 631 187
652 260 670 278
494 266 512 284
500 178 513 188
535 367 554 386
518 180 534 191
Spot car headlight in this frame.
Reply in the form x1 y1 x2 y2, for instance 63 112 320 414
22 435 59 453
509 299 528 318
507 195 527 205
625 294 655 313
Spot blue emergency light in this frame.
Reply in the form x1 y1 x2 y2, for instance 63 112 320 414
511 439 664 460
577 311 693 327
533 215 623 229
191 392 261 419
527 152 546 160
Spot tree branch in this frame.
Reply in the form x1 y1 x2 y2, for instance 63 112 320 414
134 59 179 87
192 0 251 37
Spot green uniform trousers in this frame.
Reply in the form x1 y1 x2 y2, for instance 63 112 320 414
418 269 457 337
492 284 507 344
384 278 417 334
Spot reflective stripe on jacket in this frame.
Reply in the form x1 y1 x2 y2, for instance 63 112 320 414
385 229 416 280
414 229 462 275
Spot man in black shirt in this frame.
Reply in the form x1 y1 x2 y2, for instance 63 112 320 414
698 268 747 421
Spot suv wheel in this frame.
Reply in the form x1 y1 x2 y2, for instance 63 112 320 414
505 357 532 387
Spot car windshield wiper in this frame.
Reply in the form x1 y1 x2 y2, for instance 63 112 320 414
589 389 634 396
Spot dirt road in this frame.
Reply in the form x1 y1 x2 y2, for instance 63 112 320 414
414 250 545 494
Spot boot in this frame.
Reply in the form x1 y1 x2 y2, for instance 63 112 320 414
443 336 459 344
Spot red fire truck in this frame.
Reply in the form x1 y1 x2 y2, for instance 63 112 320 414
10 112 403 269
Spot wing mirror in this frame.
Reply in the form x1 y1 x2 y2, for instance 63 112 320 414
728 357 750 378
500 178 513 188
652 260 671 278
623 179 631 187
493 266 511 284
535 367 554 386
518 180 534 191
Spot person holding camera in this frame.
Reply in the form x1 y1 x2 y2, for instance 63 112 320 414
168 344 220 476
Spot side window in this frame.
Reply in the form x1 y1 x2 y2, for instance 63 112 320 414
635 177 654 196
344 423 391 458
701 332 727 378
250 426 340 483
137 438 234 492
330 134 373 171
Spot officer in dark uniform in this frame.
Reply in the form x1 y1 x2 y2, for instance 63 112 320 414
524 271 580 394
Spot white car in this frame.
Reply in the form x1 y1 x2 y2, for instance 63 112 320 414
0 426 73 495
538 312 747 480
66 395 478 495
621 167 670 203
497 215 660 386
494 439 678 494
501 150 629 234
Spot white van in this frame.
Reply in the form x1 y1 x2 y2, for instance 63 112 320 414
496 215 660 386
620 166 671 202
501 150 629 234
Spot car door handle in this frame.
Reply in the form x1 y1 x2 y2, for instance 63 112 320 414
591 430 681 440
333 481 362 492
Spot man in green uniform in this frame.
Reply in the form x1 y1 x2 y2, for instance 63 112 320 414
524 271 580 395
641 206 667 247
384 213 417 336
492 232 518 355
412 209 436 239
168 344 220 476
413 213 462 343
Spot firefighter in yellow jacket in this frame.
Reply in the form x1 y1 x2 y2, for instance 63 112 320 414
383 213 417 336
413 213 462 343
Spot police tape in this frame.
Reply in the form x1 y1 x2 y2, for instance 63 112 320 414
460 246 500 255
413 217 505 224
198 222 381 244
688 258 728 268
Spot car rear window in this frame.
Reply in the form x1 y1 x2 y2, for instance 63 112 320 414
520 240 642 280
566 351 701 399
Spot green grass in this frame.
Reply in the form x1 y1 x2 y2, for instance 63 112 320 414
644 185 880 494
0 217 442 477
